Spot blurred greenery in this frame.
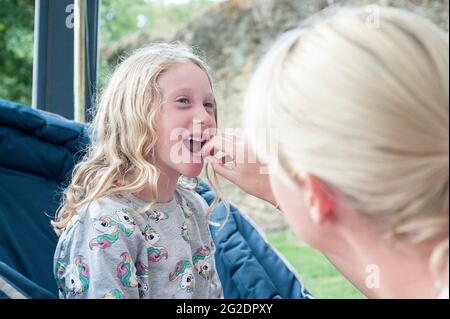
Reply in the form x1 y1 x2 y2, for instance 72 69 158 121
0 0 34 105
98 0 219 91
100 0 219 43
268 230 366 299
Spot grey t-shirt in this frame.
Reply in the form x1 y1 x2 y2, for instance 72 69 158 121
53 184 223 299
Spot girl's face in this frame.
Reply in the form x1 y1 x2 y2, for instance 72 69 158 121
153 62 217 179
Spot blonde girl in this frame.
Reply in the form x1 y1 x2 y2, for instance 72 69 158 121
53 43 223 299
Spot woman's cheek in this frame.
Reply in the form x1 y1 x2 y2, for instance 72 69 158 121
270 174 313 244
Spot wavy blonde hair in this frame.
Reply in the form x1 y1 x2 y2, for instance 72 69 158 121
244 7 449 283
53 43 223 235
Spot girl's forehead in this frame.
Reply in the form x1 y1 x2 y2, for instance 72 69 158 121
158 63 213 95
161 62 206 79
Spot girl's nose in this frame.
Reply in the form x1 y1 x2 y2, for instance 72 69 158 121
194 105 215 128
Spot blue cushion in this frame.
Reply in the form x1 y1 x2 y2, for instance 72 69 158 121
0 99 89 182
0 166 59 294
197 181 311 299
0 99 88 296
0 262 55 299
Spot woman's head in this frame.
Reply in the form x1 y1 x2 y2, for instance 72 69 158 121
244 7 449 283
54 43 218 234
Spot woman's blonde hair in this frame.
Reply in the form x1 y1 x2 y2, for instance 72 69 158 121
244 7 449 283
53 43 223 235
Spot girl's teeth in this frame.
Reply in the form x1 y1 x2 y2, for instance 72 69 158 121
183 138 203 154
191 140 202 153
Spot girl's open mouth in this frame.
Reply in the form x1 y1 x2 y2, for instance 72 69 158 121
182 136 208 154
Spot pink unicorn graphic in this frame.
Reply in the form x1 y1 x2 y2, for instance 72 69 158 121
142 225 169 262
169 260 195 293
89 209 136 250
64 255 90 295
117 252 138 288
192 246 212 280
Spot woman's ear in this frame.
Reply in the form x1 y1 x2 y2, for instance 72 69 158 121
297 173 333 225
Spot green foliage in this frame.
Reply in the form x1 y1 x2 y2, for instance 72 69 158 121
0 0 34 105
98 0 219 90
100 0 218 44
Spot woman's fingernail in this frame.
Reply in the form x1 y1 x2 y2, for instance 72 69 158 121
214 150 226 160
224 161 236 170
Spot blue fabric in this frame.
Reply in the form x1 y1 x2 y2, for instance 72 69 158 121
0 262 55 299
0 99 88 297
0 98 309 299
198 181 311 299
0 165 59 296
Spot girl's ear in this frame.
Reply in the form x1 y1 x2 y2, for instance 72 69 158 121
297 173 333 225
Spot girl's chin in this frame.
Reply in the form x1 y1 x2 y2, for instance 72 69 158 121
177 163 204 179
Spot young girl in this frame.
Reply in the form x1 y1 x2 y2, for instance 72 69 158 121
52 43 223 299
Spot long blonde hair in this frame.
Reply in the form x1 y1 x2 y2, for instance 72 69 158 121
244 7 449 283
53 43 223 235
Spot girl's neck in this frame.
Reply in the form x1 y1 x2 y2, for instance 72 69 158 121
133 169 180 204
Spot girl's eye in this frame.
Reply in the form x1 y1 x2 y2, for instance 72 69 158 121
203 102 214 109
176 98 190 104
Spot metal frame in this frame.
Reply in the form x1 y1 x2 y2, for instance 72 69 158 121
32 0 99 121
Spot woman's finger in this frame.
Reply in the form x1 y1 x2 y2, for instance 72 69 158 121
206 158 240 182
201 134 239 161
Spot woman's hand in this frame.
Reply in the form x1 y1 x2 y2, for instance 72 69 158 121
201 134 278 208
